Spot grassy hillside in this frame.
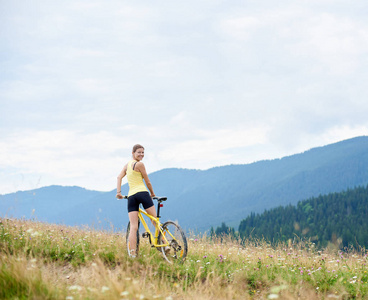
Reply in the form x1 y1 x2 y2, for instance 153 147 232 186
1 218 368 299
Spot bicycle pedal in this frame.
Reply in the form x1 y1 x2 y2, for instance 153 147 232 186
142 232 150 238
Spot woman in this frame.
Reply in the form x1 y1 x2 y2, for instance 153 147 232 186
116 144 156 257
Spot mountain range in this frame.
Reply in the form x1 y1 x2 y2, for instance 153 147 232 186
1 136 368 232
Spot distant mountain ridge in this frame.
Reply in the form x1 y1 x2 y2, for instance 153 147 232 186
1 136 368 232
0 186 104 225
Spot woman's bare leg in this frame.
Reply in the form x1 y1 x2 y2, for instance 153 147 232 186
145 205 158 234
145 205 157 218
145 205 169 252
128 211 139 256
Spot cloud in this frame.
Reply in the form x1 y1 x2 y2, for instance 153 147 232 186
157 126 270 168
219 16 262 41
286 13 368 75
1 0 368 193
0 130 144 193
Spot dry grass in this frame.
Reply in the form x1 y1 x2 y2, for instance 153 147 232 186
1 217 368 299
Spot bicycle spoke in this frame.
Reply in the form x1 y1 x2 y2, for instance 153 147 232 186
157 221 187 263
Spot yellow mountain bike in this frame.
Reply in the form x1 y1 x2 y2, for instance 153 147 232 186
121 196 188 263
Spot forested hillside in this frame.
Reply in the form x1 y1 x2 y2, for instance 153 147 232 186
237 185 368 248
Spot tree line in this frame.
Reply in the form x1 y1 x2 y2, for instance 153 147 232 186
213 185 368 249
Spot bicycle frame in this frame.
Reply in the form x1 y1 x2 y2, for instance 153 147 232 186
138 208 175 248
121 195 188 262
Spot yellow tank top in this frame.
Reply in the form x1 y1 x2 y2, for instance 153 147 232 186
127 160 148 197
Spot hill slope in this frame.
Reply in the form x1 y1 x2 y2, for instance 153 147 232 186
1 136 368 231
2 217 365 299
147 136 368 230
0 186 103 223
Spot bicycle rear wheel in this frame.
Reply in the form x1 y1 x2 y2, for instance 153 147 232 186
158 221 188 263
126 220 140 257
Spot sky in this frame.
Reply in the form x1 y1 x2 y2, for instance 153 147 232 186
1 0 368 194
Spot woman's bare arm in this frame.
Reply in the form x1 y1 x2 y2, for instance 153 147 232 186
116 164 127 198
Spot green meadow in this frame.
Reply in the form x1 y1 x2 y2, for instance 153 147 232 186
1 217 368 299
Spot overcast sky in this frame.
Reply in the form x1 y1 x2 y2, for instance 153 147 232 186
1 0 368 194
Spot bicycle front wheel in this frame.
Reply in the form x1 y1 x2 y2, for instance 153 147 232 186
158 221 188 263
126 220 140 257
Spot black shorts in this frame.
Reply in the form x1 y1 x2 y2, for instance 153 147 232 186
127 191 154 213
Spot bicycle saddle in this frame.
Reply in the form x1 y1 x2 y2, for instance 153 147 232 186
154 197 167 201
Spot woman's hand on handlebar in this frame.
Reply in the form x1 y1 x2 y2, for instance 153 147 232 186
116 192 124 199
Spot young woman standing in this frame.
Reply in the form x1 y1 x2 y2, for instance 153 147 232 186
116 144 156 257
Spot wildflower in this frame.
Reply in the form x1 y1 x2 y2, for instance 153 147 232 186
66 297 74 300
68 285 82 291
101 286 109 293
268 294 279 299
203 255 207 259
120 291 129 296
